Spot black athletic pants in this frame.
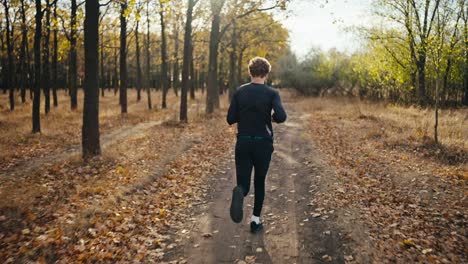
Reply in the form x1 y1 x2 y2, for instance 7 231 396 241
235 138 274 217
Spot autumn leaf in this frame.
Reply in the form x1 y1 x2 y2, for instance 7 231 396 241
116 165 124 174
402 239 416 248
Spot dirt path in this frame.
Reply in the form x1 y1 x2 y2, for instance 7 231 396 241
164 104 352 263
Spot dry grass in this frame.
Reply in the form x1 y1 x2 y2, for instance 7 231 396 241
294 95 467 158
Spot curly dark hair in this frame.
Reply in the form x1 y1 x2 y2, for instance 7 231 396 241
248 57 271 78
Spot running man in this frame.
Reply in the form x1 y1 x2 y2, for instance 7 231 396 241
227 56 287 233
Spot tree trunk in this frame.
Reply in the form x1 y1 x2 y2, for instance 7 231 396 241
3 0 14 111
113 48 118 95
180 0 196 122
145 0 152 110
100 29 105 97
218 55 224 95
135 20 142 102
173 18 180 97
120 2 128 113
33 0 43 133
464 7 468 106
237 48 245 87
434 77 439 144
441 58 451 105
70 0 78 109
27 36 33 100
189 44 195 100
159 2 169 109
0 38 5 95
206 0 225 114
228 23 237 100
52 1 58 107
20 0 28 103
82 0 101 158
417 56 427 106
44 0 51 114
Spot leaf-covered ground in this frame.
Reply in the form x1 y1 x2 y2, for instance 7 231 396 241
294 95 467 263
0 91 235 263
0 90 177 172
1 90 466 263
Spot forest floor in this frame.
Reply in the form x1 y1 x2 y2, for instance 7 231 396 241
0 90 466 263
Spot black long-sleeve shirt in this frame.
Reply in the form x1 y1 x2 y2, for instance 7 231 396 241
227 83 287 140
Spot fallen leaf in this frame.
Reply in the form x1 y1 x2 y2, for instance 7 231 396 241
402 239 416 248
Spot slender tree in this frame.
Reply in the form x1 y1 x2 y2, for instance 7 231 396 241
33 0 43 133
159 0 169 108
172 13 180 97
2 0 14 111
52 0 59 107
462 0 468 106
206 0 225 113
99 6 109 98
1 25 7 96
82 0 101 158
180 0 198 122
228 22 237 99
113 47 118 95
44 0 52 114
120 1 128 113
135 19 142 102
145 0 152 109
19 0 28 103
189 43 195 99
69 0 78 109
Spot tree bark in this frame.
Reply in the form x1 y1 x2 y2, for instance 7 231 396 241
228 23 237 100
173 17 180 97
27 36 33 100
82 0 101 158
135 20 142 102
19 0 28 103
3 0 15 111
237 48 245 88
189 44 195 100
52 1 58 107
417 55 427 105
33 0 43 133
0 37 5 96
463 3 468 106
113 48 118 95
100 28 105 97
69 0 78 109
434 77 439 144
120 2 128 113
206 0 225 114
159 1 169 109
145 0 152 110
180 0 197 122
44 0 51 114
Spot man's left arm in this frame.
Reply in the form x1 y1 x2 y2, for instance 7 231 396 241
227 93 239 125
272 91 287 123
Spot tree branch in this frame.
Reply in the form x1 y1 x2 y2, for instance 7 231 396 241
426 0 441 38
219 3 280 40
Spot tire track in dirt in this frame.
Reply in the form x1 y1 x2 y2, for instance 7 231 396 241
1 119 169 177
1 101 205 177
164 103 352 263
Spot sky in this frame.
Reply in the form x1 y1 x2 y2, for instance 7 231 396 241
277 0 373 57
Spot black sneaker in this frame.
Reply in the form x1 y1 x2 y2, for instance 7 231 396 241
250 221 263 233
230 186 244 223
